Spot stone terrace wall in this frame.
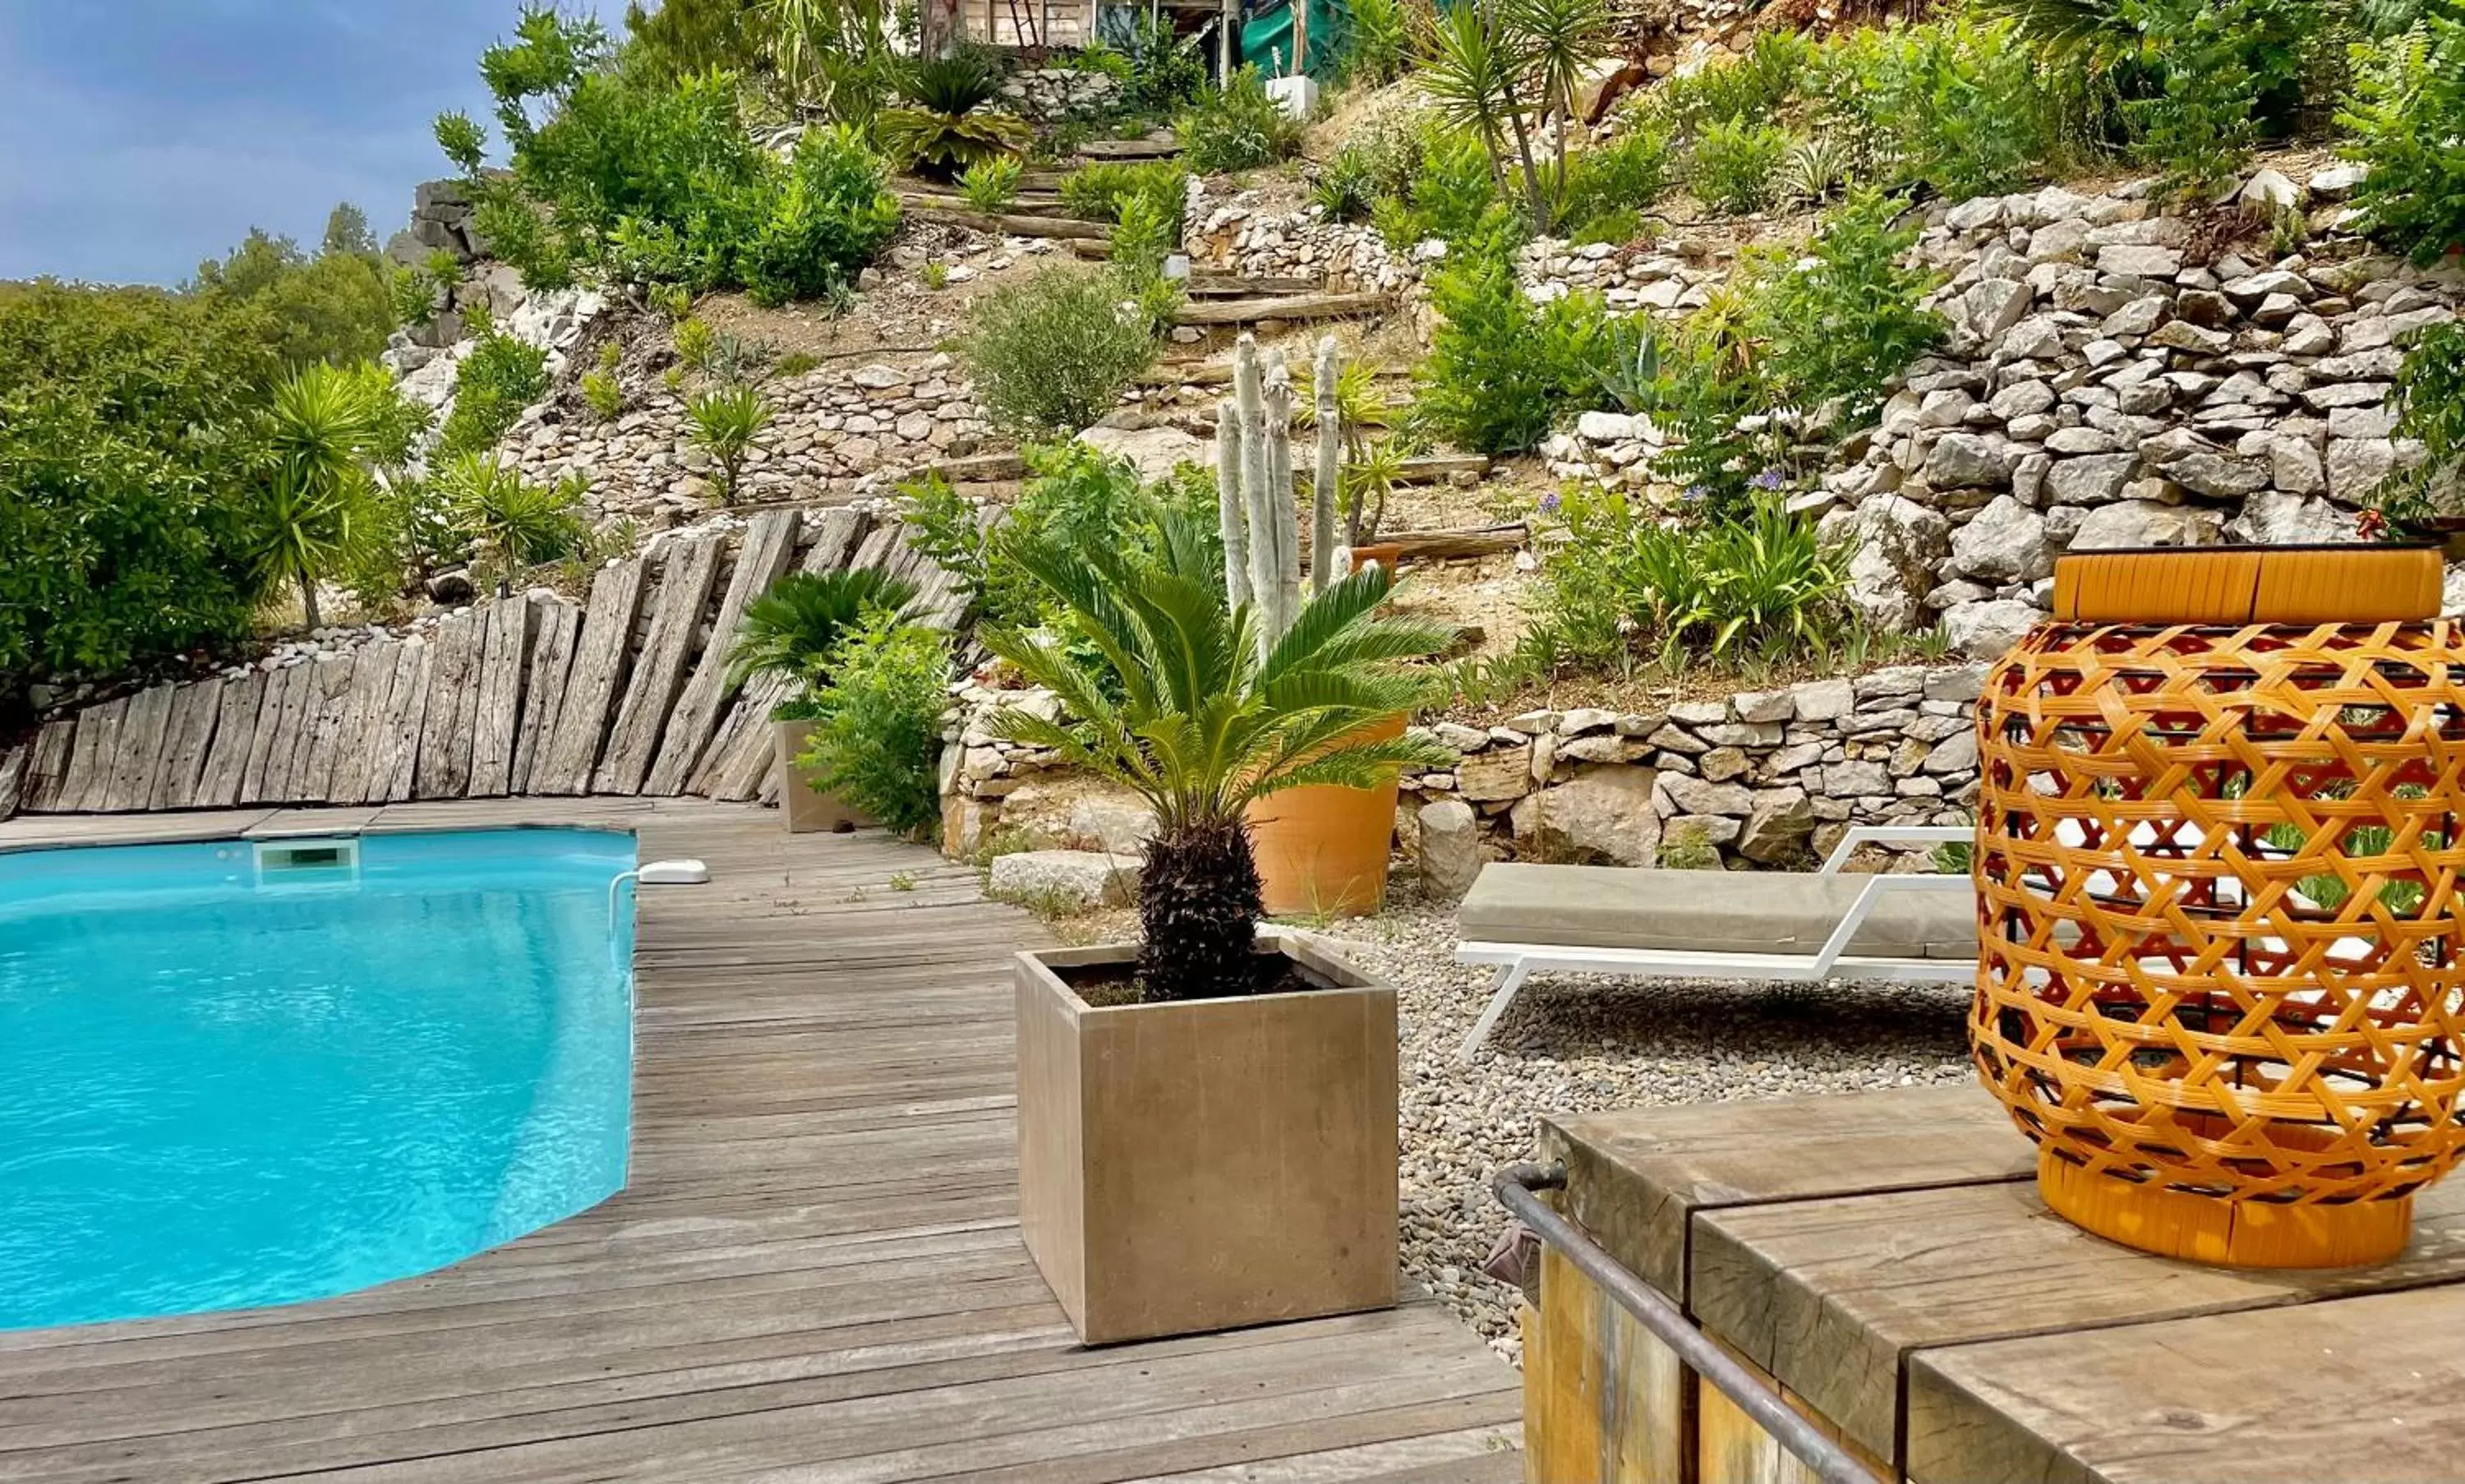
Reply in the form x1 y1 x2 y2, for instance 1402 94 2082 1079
938 661 1984 877
0 508 962 822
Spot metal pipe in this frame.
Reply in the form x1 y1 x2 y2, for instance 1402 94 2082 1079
1491 1164 1888 1484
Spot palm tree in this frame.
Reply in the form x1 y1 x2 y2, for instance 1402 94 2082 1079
254 362 380 629
984 514 1452 1002
1417 0 1546 224
726 567 921 690
684 384 774 505
1504 0 1614 203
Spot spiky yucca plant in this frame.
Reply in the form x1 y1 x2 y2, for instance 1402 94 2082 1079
985 515 1451 1002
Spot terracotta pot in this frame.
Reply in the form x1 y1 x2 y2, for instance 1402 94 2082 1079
1245 711 1407 919
1349 542 1403 574
1014 936 1398 1343
772 718 869 834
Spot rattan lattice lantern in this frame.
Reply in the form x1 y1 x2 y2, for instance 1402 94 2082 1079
1974 546 2465 1267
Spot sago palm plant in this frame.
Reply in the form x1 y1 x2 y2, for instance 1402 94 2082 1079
727 567 921 690
984 515 1451 1002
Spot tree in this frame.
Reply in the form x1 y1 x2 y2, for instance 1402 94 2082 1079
251 362 389 629
321 202 378 259
983 517 1450 1001
624 0 770 78
190 223 396 370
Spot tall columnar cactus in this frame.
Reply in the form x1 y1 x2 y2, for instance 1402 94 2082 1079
1214 333 1344 654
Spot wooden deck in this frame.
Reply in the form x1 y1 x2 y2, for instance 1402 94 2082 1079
0 800 1520 1482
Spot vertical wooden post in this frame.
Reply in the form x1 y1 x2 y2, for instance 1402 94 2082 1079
1219 0 1241 81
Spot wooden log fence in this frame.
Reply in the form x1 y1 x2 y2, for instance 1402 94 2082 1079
1 508 960 822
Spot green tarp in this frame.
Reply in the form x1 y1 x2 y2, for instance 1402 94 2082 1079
1239 0 1350 79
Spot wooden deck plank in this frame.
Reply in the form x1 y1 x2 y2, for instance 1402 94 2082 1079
645 509 798 795
594 536 723 795
0 803 1518 1482
21 720 77 813
104 684 177 813
0 745 24 822
414 610 481 801
291 656 361 803
193 671 266 810
323 645 398 807
1907 1284 2465 1484
57 696 125 813
148 680 223 811
242 664 310 805
509 598 578 796
532 560 647 796
369 641 433 805
467 597 534 798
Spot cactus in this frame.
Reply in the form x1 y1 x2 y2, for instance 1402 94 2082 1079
1214 332 1345 652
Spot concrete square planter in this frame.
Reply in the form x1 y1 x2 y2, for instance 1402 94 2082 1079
773 719 869 834
1015 934 1400 1344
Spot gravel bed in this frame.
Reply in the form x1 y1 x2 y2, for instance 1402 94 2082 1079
1320 900 1973 1366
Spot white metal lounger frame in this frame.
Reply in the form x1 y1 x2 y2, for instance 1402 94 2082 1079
1454 826 1975 1061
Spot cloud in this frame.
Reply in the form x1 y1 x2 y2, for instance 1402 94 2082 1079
0 0 626 286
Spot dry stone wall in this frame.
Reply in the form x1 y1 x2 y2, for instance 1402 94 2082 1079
937 662 1984 877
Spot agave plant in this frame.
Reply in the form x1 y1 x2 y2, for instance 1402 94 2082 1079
984 514 1451 1002
727 567 921 690
878 53 1034 177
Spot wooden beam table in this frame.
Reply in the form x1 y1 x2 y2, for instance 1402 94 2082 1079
1527 1086 2465 1483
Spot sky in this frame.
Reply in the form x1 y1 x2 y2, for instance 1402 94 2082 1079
0 1 627 287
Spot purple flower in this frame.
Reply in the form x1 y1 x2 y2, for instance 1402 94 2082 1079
1537 490 1563 515
1683 484 1711 502
1749 468 1788 491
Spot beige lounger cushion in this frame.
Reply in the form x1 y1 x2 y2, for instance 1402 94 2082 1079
1458 863 1978 961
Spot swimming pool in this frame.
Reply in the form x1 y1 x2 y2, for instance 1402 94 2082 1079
0 827 636 1331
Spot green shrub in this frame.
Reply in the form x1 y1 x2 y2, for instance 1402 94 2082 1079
440 9 900 301
1688 118 1791 214
432 452 591 586
1371 129 1521 254
1415 248 1611 454
1110 190 1181 286
1122 13 1209 113
2339 12 2465 265
2114 0 2304 191
1558 120 1672 237
583 370 624 420
1530 488 1853 670
684 383 774 504
1338 0 1410 84
737 126 904 306
797 612 952 838
959 155 1024 214
1811 18 2066 203
1057 159 1187 221
188 213 397 371
1752 190 1943 433
959 263 1163 436
1177 67 1306 173
1651 31 1814 133
878 52 1034 177
2375 321 2465 529
436 312 551 459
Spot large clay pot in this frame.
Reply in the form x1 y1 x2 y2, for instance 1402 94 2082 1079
1245 712 1407 919
1974 543 2465 1268
773 719 869 834
1014 934 1398 1343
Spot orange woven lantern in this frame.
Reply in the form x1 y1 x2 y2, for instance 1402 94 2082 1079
1974 545 2465 1267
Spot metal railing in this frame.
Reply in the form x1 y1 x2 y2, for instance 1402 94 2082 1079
1491 1164 1887 1484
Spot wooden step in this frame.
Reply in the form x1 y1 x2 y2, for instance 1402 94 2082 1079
1076 134 1180 160
906 206 1110 241
1174 291 1394 327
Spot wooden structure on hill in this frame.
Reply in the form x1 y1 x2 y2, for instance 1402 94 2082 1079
0 507 968 823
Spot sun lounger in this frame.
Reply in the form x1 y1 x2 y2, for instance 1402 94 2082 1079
1452 827 1975 1060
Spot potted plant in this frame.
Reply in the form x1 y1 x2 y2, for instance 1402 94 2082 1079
984 501 1450 1343
727 567 916 833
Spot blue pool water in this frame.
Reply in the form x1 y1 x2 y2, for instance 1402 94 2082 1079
0 827 635 1330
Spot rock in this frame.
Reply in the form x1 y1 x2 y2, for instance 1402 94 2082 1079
1657 773 1753 817
1924 730 1979 775
1924 433 2019 489
852 362 912 389
1455 747 1534 803
1076 424 1212 483
2327 437 2400 501
1066 795 1159 855
1791 678 1855 721
2226 491 2357 546
425 567 476 603
1736 787 1813 864
988 850 1140 910
1821 759 1892 797
1943 598 2042 661
2097 244 2184 279
1417 800 1484 903
2163 449 2270 499
2044 454 2140 505
1575 410 1638 442
1509 768 1662 866
1948 495 2051 583
1962 279 2033 339
2239 168 2302 214
1839 494 1951 630
2308 163 2368 199
2071 500 2224 549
